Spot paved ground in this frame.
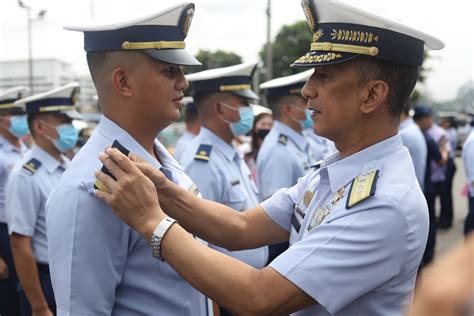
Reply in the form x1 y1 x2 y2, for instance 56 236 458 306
435 157 469 258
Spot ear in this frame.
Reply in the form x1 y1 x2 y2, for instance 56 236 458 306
111 67 133 97
360 80 389 114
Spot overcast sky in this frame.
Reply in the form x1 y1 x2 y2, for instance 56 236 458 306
1 0 473 101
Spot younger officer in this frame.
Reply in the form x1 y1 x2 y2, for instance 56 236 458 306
174 97 200 162
6 83 81 315
45 4 212 315
181 62 268 270
94 0 443 315
258 69 319 262
0 86 30 316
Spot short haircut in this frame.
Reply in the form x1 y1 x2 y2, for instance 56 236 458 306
351 57 419 117
86 52 108 87
266 94 304 119
402 99 413 116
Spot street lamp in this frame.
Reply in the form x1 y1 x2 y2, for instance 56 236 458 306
18 1 47 93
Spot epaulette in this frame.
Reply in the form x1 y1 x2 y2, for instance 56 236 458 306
346 170 379 209
278 134 288 145
22 158 42 175
194 144 212 162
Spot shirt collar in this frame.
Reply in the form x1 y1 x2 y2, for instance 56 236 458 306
400 117 415 130
199 127 238 162
0 135 27 153
323 134 403 192
30 145 66 173
273 121 308 150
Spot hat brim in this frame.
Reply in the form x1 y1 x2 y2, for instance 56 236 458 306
0 108 26 116
291 51 360 68
63 109 84 120
232 89 260 101
142 49 202 66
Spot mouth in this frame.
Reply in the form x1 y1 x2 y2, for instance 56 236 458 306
173 95 184 102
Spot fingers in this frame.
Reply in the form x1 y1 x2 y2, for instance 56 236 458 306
99 151 127 180
95 169 118 193
105 148 141 174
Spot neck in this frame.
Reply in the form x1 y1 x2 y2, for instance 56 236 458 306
35 137 63 163
0 129 21 148
203 122 233 144
278 116 303 134
186 122 200 136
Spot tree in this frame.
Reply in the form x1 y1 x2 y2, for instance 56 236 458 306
260 20 313 79
185 50 243 74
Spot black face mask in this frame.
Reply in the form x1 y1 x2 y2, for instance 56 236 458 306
256 128 271 139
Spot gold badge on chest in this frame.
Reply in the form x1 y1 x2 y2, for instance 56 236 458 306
303 191 314 207
332 187 345 206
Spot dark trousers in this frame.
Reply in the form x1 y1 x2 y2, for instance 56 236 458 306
465 196 474 236
18 264 56 316
0 223 20 316
427 180 452 227
442 158 457 226
423 188 437 265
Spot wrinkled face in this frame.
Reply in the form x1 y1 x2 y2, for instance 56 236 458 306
255 115 273 130
132 55 189 128
302 62 365 141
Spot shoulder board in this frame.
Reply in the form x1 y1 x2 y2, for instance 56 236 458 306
346 170 379 209
194 144 212 162
278 134 288 145
22 158 42 175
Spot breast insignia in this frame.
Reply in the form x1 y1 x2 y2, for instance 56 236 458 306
22 158 42 175
194 144 212 162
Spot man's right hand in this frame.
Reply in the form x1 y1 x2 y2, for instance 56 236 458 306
0 257 9 279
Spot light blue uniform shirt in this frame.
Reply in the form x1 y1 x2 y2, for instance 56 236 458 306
463 130 474 197
304 129 337 160
261 134 428 315
257 121 317 199
181 127 268 268
400 118 427 189
5 145 67 264
0 136 29 223
45 116 210 316
174 130 197 163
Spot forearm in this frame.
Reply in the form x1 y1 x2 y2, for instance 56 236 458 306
11 241 48 309
158 181 255 250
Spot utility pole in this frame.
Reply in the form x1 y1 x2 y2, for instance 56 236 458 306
18 1 46 93
265 0 273 81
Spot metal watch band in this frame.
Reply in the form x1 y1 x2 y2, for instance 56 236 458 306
150 217 177 261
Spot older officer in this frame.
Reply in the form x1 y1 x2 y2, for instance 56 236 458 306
181 63 268 315
45 4 212 316
94 0 443 315
0 86 30 316
400 101 427 189
463 123 474 235
6 83 81 316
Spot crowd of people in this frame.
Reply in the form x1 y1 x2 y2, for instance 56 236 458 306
0 0 473 315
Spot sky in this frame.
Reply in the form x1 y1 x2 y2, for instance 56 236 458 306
1 0 473 102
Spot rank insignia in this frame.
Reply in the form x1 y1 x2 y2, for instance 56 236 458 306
278 134 288 145
303 191 314 207
194 144 212 162
346 170 379 209
332 187 345 206
307 204 331 231
22 158 42 175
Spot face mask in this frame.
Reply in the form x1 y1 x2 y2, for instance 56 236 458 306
290 105 313 130
220 103 254 137
8 115 29 138
42 121 79 153
256 128 271 139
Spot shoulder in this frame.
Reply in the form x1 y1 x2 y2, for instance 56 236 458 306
21 158 42 176
193 144 213 163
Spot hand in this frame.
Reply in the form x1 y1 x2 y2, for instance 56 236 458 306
0 257 9 279
94 148 166 241
32 305 53 316
127 152 170 191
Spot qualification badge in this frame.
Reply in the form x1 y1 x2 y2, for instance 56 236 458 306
307 204 331 231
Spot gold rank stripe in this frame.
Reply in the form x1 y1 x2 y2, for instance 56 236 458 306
311 42 379 57
194 155 210 161
346 170 379 209
39 105 74 112
219 84 251 92
23 164 36 173
289 88 302 95
94 179 111 193
0 103 16 109
121 41 185 50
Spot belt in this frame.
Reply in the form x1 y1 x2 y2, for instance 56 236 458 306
37 263 50 274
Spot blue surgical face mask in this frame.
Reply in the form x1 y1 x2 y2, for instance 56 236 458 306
290 105 313 130
220 102 254 137
8 115 29 138
42 120 79 153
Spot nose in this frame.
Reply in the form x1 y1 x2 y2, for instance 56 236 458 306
176 68 189 91
301 71 317 101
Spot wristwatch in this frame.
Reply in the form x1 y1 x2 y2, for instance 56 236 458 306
150 217 177 261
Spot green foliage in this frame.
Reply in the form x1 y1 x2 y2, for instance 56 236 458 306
260 20 312 78
185 50 243 74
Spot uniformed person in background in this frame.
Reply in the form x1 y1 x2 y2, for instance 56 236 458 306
258 69 319 263
463 120 474 235
45 4 212 315
173 96 200 162
400 100 427 190
94 0 444 314
6 82 81 316
181 62 268 315
0 86 30 316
